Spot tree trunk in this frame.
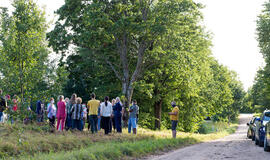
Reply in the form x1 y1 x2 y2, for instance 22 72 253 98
122 80 134 127
154 99 162 130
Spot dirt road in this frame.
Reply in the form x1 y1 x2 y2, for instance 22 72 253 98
148 114 270 160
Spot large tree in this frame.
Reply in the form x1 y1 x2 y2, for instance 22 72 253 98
0 0 49 102
47 0 202 107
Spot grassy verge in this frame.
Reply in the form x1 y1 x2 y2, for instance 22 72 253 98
3 122 238 160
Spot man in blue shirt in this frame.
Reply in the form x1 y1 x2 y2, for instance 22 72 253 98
128 100 138 134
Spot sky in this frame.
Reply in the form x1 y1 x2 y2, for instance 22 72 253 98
0 0 266 90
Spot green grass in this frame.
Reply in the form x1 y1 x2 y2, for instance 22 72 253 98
197 121 234 134
0 121 238 160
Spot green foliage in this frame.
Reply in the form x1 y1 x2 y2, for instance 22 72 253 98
251 1 270 112
0 0 48 101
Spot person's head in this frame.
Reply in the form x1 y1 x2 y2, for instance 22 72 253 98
91 93 96 99
112 99 116 104
171 101 176 107
70 93 77 104
58 95 64 101
132 99 137 105
76 97 82 104
65 97 69 103
116 97 121 103
50 98 55 104
104 96 109 106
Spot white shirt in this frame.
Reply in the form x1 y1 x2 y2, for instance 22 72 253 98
100 102 112 117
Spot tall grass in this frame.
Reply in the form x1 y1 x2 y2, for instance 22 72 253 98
0 121 238 160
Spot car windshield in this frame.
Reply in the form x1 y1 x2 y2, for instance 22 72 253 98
264 112 270 121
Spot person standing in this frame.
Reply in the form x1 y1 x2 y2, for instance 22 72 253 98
87 93 100 134
82 103 87 130
0 89 7 123
36 100 44 123
64 97 71 130
100 96 112 135
97 105 101 131
66 94 76 130
56 95 66 131
71 97 83 131
47 98 57 129
128 100 138 134
168 101 179 138
113 97 123 133
110 99 116 133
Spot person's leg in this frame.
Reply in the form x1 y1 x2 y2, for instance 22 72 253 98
171 121 177 138
0 112 2 123
90 115 95 133
80 119 84 131
115 116 121 133
93 115 98 133
56 118 60 130
98 117 101 131
88 115 91 131
61 117 66 131
52 116 55 127
131 118 137 134
49 118 52 126
119 116 122 133
72 119 76 130
105 117 110 134
115 116 119 132
112 117 116 131
128 118 132 133
109 118 112 133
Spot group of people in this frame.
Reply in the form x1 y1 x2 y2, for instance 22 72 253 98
0 88 180 138
40 93 140 134
0 89 139 135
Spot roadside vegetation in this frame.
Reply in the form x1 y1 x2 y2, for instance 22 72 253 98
0 121 237 160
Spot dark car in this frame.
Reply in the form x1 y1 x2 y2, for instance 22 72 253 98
247 117 260 140
264 120 270 152
255 110 270 147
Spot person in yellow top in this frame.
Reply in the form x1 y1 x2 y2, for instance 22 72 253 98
87 93 100 133
169 101 179 138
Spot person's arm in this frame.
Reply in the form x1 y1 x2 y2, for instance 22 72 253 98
169 111 178 115
100 104 103 117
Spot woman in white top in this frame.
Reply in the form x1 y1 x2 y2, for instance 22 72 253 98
100 96 112 135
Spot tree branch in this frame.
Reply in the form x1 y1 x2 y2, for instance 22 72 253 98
106 59 122 81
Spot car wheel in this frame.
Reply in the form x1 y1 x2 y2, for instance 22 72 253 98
264 136 270 152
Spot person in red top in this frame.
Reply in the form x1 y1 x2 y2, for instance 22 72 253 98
56 95 66 131
12 97 18 112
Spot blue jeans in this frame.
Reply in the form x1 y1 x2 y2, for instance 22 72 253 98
98 116 101 130
65 114 72 130
128 117 137 133
72 119 82 131
115 115 122 133
0 112 3 122
90 115 98 133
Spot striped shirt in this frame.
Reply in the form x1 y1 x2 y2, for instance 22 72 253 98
71 104 83 120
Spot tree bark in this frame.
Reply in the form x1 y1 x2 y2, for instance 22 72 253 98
154 99 162 130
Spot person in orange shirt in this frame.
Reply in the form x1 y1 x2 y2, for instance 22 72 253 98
169 101 179 138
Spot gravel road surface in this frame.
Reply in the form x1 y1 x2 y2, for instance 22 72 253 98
147 114 270 160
